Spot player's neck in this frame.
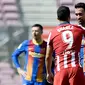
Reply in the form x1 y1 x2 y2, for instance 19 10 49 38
32 38 43 45
59 21 70 25
36 38 43 42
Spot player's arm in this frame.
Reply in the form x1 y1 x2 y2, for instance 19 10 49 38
12 40 27 77
46 45 53 74
46 45 53 84
45 32 53 84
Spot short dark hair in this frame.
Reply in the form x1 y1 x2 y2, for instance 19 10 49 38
75 2 85 11
57 6 70 21
32 24 43 32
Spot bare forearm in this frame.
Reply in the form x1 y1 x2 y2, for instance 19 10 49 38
45 47 53 84
45 45 53 74
46 55 52 74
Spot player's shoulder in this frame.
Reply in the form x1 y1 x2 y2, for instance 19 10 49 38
42 40 47 48
71 24 83 29
18 40 29 49
22 40 29 45
43 40 47 43
43 40 47 44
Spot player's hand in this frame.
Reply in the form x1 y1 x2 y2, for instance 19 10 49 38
46 72 54 84
17 68 27 77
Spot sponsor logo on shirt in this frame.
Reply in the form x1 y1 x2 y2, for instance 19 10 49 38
29 51 44 58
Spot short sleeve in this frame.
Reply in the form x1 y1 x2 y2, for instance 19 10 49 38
17 40 28 52
47 32 53 46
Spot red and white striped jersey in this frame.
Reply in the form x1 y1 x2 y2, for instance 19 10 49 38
47 24 85 73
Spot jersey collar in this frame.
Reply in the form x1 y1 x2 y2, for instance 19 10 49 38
32 39 43 45
59 21 70 26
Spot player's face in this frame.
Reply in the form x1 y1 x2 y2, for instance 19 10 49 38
75 8 85 26
32 27 42 40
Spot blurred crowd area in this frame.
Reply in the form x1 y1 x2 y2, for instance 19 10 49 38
0 0 85 85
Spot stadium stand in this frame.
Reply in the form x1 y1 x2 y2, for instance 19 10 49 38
20 0 57 26
59 0 73 5
1 0 22 26
0 0 25 85
0 61 22 85
75 0 85 4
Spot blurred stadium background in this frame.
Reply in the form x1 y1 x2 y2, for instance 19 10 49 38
0 0 85 85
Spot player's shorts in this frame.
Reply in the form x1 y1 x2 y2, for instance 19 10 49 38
54 66 85 85
22 77 46 85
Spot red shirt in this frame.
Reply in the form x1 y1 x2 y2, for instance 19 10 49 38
47 24 85 73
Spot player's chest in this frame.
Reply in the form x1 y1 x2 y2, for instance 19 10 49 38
27 44 46 58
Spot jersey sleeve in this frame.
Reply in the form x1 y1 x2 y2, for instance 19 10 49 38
12 40 28 68
47 32 53 47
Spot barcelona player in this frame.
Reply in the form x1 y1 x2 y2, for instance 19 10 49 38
75 2 85 74
46 6 85 85
12 24 47 85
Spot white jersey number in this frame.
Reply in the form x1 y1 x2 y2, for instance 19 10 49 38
62 31 73 50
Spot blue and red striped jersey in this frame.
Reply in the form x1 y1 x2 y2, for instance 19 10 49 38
12 40 47 82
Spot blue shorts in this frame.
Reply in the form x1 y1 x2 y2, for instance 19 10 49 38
22 77 46 85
